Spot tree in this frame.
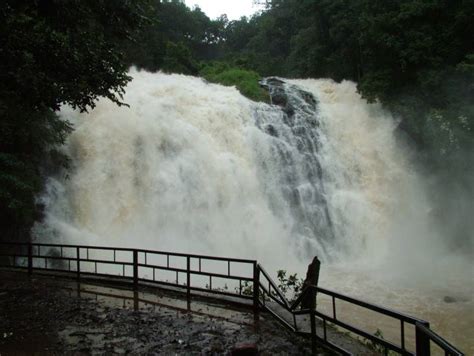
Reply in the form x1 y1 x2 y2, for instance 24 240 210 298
123 1 227 72
0 0 150 240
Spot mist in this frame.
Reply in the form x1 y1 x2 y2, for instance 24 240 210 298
33 70 473 352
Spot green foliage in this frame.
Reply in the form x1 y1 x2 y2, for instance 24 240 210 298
2 0 472 245
0 0 148 240
220 0 474 172
276 270 304 301
161 41 199 75
239 280 254 296
234 270 304 300
361 329 396 355
200 62 269 102
122 1 227 72
116 0 474 173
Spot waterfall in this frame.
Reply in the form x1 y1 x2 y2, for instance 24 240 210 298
32 69 474 352
34 69 469 273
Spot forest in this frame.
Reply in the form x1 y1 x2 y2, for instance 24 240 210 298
1 0 473 242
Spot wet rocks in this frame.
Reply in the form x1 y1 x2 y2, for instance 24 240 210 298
444 296 457 303
260 77 318 118
443 295 470 304
0 271 313 355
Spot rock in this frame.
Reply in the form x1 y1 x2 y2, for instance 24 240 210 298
231 342 259 356
443 296 457 303
271 92 288 107
301 256 321 309
260 77 318 120
210 339 224 353
265 124 278 137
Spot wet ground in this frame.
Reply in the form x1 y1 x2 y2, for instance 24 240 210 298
0 271 317 355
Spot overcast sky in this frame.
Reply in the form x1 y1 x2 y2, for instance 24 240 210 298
184 0 260 20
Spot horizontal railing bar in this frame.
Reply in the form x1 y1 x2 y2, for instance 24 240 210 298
139 264 186 274
188 270 252 281
137 263 253 281
257 264 290 309
23 267 79 275
290 285 311 310
135 278 253 300
315 286 427 325
295 331 352 356
0 242 256 264
260 304 295 332
311 309 413 355
188 285 253 300
33 268 134 281
78 258 134 266
259 284 290 310
416 322 463 356
293 307 412 354
141 250 255 264
26 255 135 266
139 278 188 290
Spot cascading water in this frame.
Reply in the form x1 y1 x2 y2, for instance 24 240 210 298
34 69 473 353
253 77 334 258
35 71 341 266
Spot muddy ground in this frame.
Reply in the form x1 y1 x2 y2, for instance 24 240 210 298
0 271 320 355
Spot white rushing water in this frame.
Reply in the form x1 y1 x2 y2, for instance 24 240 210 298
34 70 473 353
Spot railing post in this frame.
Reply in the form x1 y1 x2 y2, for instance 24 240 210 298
309 288 317 355
27 242 33 275
133 250 138 290
253 262 260 319
186 256 191 304
416 322 431 356
76 246 80 281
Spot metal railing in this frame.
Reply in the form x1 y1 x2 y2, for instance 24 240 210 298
0 241 257 307
255 274 465 356
0 242 465 356
293 285 428 355
414 322 464 356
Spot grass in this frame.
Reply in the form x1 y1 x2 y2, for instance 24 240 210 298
200 62 269 103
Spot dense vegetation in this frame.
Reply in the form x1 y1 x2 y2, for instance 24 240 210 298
200 62 269 102
121 1 473 166
226 1 473 165
1 0 472 244
0 0 150 240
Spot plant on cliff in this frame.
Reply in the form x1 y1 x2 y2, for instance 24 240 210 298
276 270 304 302
200 62 269 102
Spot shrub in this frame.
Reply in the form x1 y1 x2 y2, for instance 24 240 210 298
200 62 269 102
